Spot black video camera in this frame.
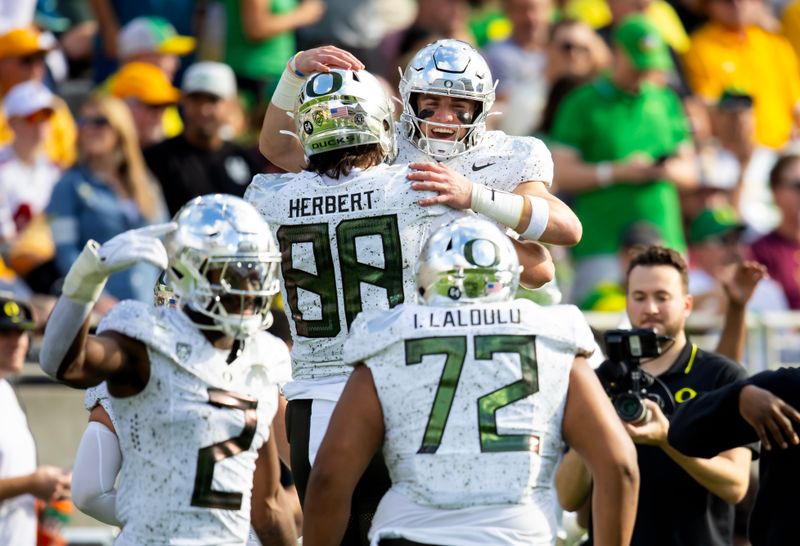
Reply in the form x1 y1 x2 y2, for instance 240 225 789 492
600 329 674 424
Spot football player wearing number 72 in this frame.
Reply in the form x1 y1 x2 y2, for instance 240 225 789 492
303 217 639 546
38 195 297 546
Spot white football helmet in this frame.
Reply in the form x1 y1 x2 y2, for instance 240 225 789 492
163 194 281 338
416 216 520 306
400 39 496 160
295 68 396 162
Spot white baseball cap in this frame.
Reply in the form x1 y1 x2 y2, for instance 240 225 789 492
181 62 237 99
3 81 54 118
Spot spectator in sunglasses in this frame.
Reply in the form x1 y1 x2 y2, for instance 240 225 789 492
750 154 800 309
108 62 180 149
0 27 77 169
688 206 787 314
46 95 166 313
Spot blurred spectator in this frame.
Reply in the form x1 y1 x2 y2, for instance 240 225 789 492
579 221 664 310
145 62 264 216
116 16 195 81
296 0 387 71
88 0 195 83
108 61 181 149
550 15 697 304
750 154 800 309
783 0 800 59
0 26 77 169
222 0 324 105
0 292 71 546
708 90 779 234
46 94 163 309
683 0 800 149
536 73 593 137
544 19 611 87
0 0 36 27
0 81 62 292
408 0 474 44
482 0 554 135
688 206 787 313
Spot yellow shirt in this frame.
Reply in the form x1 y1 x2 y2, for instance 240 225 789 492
683 23 800 149
782 0 800 61
0 96 77 169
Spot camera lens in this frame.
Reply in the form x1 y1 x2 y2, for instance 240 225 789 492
614 393 649 424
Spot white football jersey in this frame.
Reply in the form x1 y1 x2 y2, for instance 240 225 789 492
97 301 286 546
395 124 554 191
246 164 460 381
344 299 595 545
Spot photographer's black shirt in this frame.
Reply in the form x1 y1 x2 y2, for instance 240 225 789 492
592 341 748 546
670 368 798 546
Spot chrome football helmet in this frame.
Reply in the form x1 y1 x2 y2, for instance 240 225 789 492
163 194 281 338
416 216 520 306
295 68 396 163
400 39 496 160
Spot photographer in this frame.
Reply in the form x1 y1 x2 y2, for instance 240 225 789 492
556 246 752 546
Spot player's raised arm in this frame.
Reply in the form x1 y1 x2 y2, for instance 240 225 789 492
259 46 364 172
563 357 639 546
39 223 175 387
302 364 385 546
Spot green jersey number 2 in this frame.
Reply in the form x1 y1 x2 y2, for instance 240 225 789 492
405 335 539 454
276 215 404 338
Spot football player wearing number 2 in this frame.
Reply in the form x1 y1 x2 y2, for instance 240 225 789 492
38 195 296 546
303 218 639 546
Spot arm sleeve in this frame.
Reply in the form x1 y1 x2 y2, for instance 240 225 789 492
71 421 123 527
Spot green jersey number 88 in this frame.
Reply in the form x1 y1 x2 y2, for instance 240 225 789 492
276 214 404 338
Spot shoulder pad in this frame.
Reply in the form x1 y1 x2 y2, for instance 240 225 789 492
343 305 410 364
518 300 596 355
250 330 292 385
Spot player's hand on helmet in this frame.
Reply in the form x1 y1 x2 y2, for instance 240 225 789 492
30 466 71 501
623 399 669 447
739 384 800 450
293 45 364 75
96 222 177 274
408 162 473 209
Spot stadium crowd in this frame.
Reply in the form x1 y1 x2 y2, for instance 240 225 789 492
1 0 800 544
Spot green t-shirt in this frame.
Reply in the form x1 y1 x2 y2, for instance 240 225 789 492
223 0 297 81
551 75 690 258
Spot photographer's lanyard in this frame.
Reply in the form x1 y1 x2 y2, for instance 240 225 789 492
683 343 699 374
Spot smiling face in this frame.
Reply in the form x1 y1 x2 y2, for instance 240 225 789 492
415 93 478 142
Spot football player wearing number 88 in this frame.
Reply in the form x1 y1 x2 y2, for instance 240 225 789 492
302 217 639 546
39 195 297 546
259 42 582 250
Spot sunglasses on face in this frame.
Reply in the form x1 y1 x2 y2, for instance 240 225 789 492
557 41 590 55
77 116 110 128
18 53 46 66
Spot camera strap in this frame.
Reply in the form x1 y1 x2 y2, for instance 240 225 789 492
682 343 698 375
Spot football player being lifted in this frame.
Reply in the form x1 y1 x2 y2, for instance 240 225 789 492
303 217 639 546
39 195 297 546
258 40 581 253
246 68 555 545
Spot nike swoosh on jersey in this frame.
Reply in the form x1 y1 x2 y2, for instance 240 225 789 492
472 162 496 171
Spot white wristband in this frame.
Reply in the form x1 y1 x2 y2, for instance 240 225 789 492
270 65 306 111
520 195 550 241
596 162 613 187
62 240 108 304
470 183 525 230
